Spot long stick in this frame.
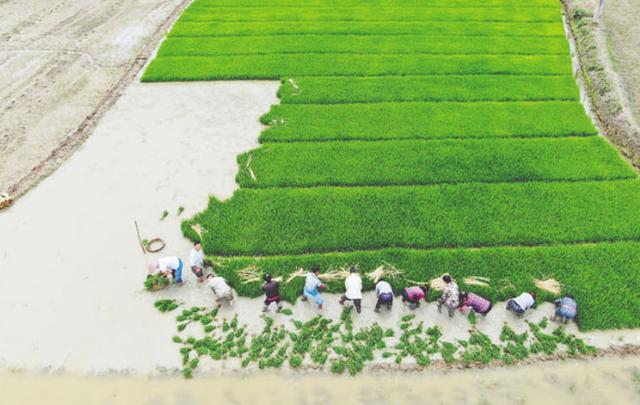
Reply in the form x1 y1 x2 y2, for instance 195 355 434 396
134 220 150 273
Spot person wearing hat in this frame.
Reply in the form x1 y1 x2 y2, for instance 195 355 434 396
262 273 283 313
148 256 183 286
339 266 363 313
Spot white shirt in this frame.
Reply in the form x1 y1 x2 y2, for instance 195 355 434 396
375 280 393 296
157 257 180 272
513 292 535 310
208 276 231 296
344 273 362 300
189 248 204 268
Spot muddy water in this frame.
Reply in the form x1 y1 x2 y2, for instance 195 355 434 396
2 356 638 404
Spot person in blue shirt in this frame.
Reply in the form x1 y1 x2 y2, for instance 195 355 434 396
553 294 577 323
301 265 325 310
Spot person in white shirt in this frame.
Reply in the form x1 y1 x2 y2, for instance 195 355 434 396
148 256 183 285
339 266 363 313
207 273 234 308
374 279 394 312
507 291 537 316
189 241 205 283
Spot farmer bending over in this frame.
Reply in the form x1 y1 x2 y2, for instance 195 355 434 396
459 292 492 316
207 273 234 308
301 265 325 310
553 294 577 324
437 275 459 317
374 279 394 312
401 285 429 309
148 256 184 286
507 291 537 316
339 266 363 313
189 240 205 283
262 273 283 313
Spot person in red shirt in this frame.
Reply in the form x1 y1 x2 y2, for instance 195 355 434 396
459 292 492 316
400 285 429 309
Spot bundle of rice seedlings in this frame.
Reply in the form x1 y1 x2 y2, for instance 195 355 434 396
320 265 351 281
237 264 261 284
0 193 12 210
190 223 206 239
284 268 307 284
366 262 403 283
534 278 562 295
463 276 491 287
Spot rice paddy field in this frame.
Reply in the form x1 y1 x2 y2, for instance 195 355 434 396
143 0 640 331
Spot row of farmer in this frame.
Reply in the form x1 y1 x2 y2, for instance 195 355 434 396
146 242 577 324
297 266 577 323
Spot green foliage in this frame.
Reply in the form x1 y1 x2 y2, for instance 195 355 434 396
177 206 185 216
154 299 180 313
160 210 169 221
144 274 169 291
279 308 293 316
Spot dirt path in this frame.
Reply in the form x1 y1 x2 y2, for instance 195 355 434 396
0 0 191 199
2 356 639 404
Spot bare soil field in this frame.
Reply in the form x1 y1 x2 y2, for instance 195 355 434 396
0 0 189 197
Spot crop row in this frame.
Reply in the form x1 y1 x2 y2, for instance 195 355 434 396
276 75 578 104
157 35 570 57
236 137 634 188
259 101 596 142
183 179 640 257
206 241 640 330
143 54 573 82
181 6 561 23
191 0 560 9
169 21 565 38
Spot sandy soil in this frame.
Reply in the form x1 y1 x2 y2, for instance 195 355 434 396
0 80 279 373
601 0 640 123
2 356 639 404
0 0 190 198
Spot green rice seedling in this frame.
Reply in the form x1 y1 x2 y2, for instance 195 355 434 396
538 318 549 329
144 274 169 291
182 367 193 379
158 35 570 58
154 299 180 313
468 311 477 326
259 102 595 142
237 138 633 188
177 206 185 216
160 210 169 221
279 308 293 316
288 355 303 369
330 359 346 374
165 21 564 41
204 325 215 333
182 6 561 23
191 0 559 8
172 336 182 343
143 53 572 81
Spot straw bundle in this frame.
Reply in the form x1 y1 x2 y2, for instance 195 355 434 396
463 276 491 287
284 268 307 284
245 154 257 181
0 193 12 210
534 278 562 295
429 273 451 291
190 223 206 239
237 264 262 284
366 262 403 283
320 265 352 281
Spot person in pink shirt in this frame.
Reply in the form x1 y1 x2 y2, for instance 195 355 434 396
459 292 492 316
401 285 429 309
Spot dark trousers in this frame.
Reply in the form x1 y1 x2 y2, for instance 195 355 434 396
340 296 362 313
376 293 393 310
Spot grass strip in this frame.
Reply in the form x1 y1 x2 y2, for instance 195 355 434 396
181 7 561 23
183 179 640 256
142 54 573 82
259 101 597 142
277 75 579 104
169 21 565 38
191 0 560 9
236 137 635 187
157 35 569 57
207 241 640 330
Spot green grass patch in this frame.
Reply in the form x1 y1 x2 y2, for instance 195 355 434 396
277 75 579 104
190 0 560 10
184 180 640 256
259 101 596 142
168 21 565 38
181 7 561 23
237 137 635 187
157 35 570 57
143 54 572 82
